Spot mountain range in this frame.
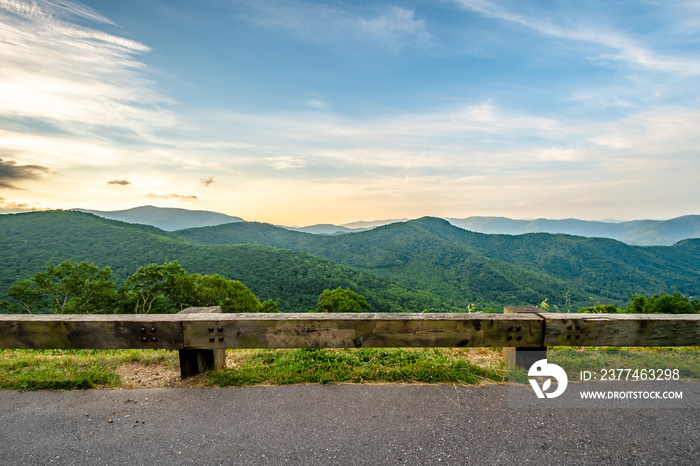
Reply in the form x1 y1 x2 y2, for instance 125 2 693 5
170 217 699 308
446 216 700 246
71 206 700 246
74 206 244 231
1 210 698 313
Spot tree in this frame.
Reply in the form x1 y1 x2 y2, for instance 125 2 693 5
121 263 279 313
5 259 278 314
174 273 279 313
625 292 696 314
578 303 620 313
7 260 117 314
6 279 45 314
316 287 370 313
258 299 280 313
120 261 188 313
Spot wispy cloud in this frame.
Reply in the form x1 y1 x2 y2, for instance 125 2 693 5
200 176 214 187
589 107 700 155
268 156 306 170
452 0 700 75
207 100 564 173
0 0 173 141
1 0 117 25
146 193 199 202
0 0 178 212
305 100 327 110
197 94 699 218
234 0 431 52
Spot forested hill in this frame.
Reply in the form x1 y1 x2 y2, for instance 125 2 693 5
171 216 700 310
0 211 454 313
2 211 698 312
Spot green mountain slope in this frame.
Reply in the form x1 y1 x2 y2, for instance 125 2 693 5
3 211 697 313
172 216 700 309
0 211 452 313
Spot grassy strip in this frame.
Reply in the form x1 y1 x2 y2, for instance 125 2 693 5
2 346 697 391
0 349 178 391
551 346 700 378
209 348 507 387
509 346 700 384
0 348 506 390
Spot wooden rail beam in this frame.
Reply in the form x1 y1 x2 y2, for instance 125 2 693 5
0 313 545 350
542 313 700 347
179 313 544 349
0 314 184 350
2 313 699 353
502 306 546 369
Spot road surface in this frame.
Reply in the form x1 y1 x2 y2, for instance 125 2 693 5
1 384 699 465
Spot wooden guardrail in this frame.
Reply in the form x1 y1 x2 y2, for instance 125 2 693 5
176 306 226 378
1 306 699 377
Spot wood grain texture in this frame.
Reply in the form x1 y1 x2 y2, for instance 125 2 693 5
0 315 184 349
503 306 547 368
2 313 698 350
178 306 223 314
180 313 545 349
177 306 225 377
543 313 700 347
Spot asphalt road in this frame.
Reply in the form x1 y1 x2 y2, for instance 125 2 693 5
1 384 699 465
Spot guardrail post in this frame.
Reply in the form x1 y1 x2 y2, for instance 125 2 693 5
503 306 546 369
178 306 226 378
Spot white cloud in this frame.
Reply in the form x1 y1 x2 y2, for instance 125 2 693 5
1 0 117 25
0 0 173 142
212 100 562 145
0 131 119 167
589 107 700 155
235 0 431 52
305 100 327 109
452 0 700 75
146 193 199 202
268 156 306 170
357 6 432 50
524 147 584 162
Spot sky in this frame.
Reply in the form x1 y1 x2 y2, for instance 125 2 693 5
1 0 699 225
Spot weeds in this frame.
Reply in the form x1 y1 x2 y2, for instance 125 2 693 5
210 348 507 387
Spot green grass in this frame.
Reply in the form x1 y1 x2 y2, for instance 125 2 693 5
4 346 696 391
509 346 700 384
0 348 506 390
212 348 507 387
550 346 700 379
0 349 178 391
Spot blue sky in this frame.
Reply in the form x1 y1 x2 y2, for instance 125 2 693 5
1 0 699 225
